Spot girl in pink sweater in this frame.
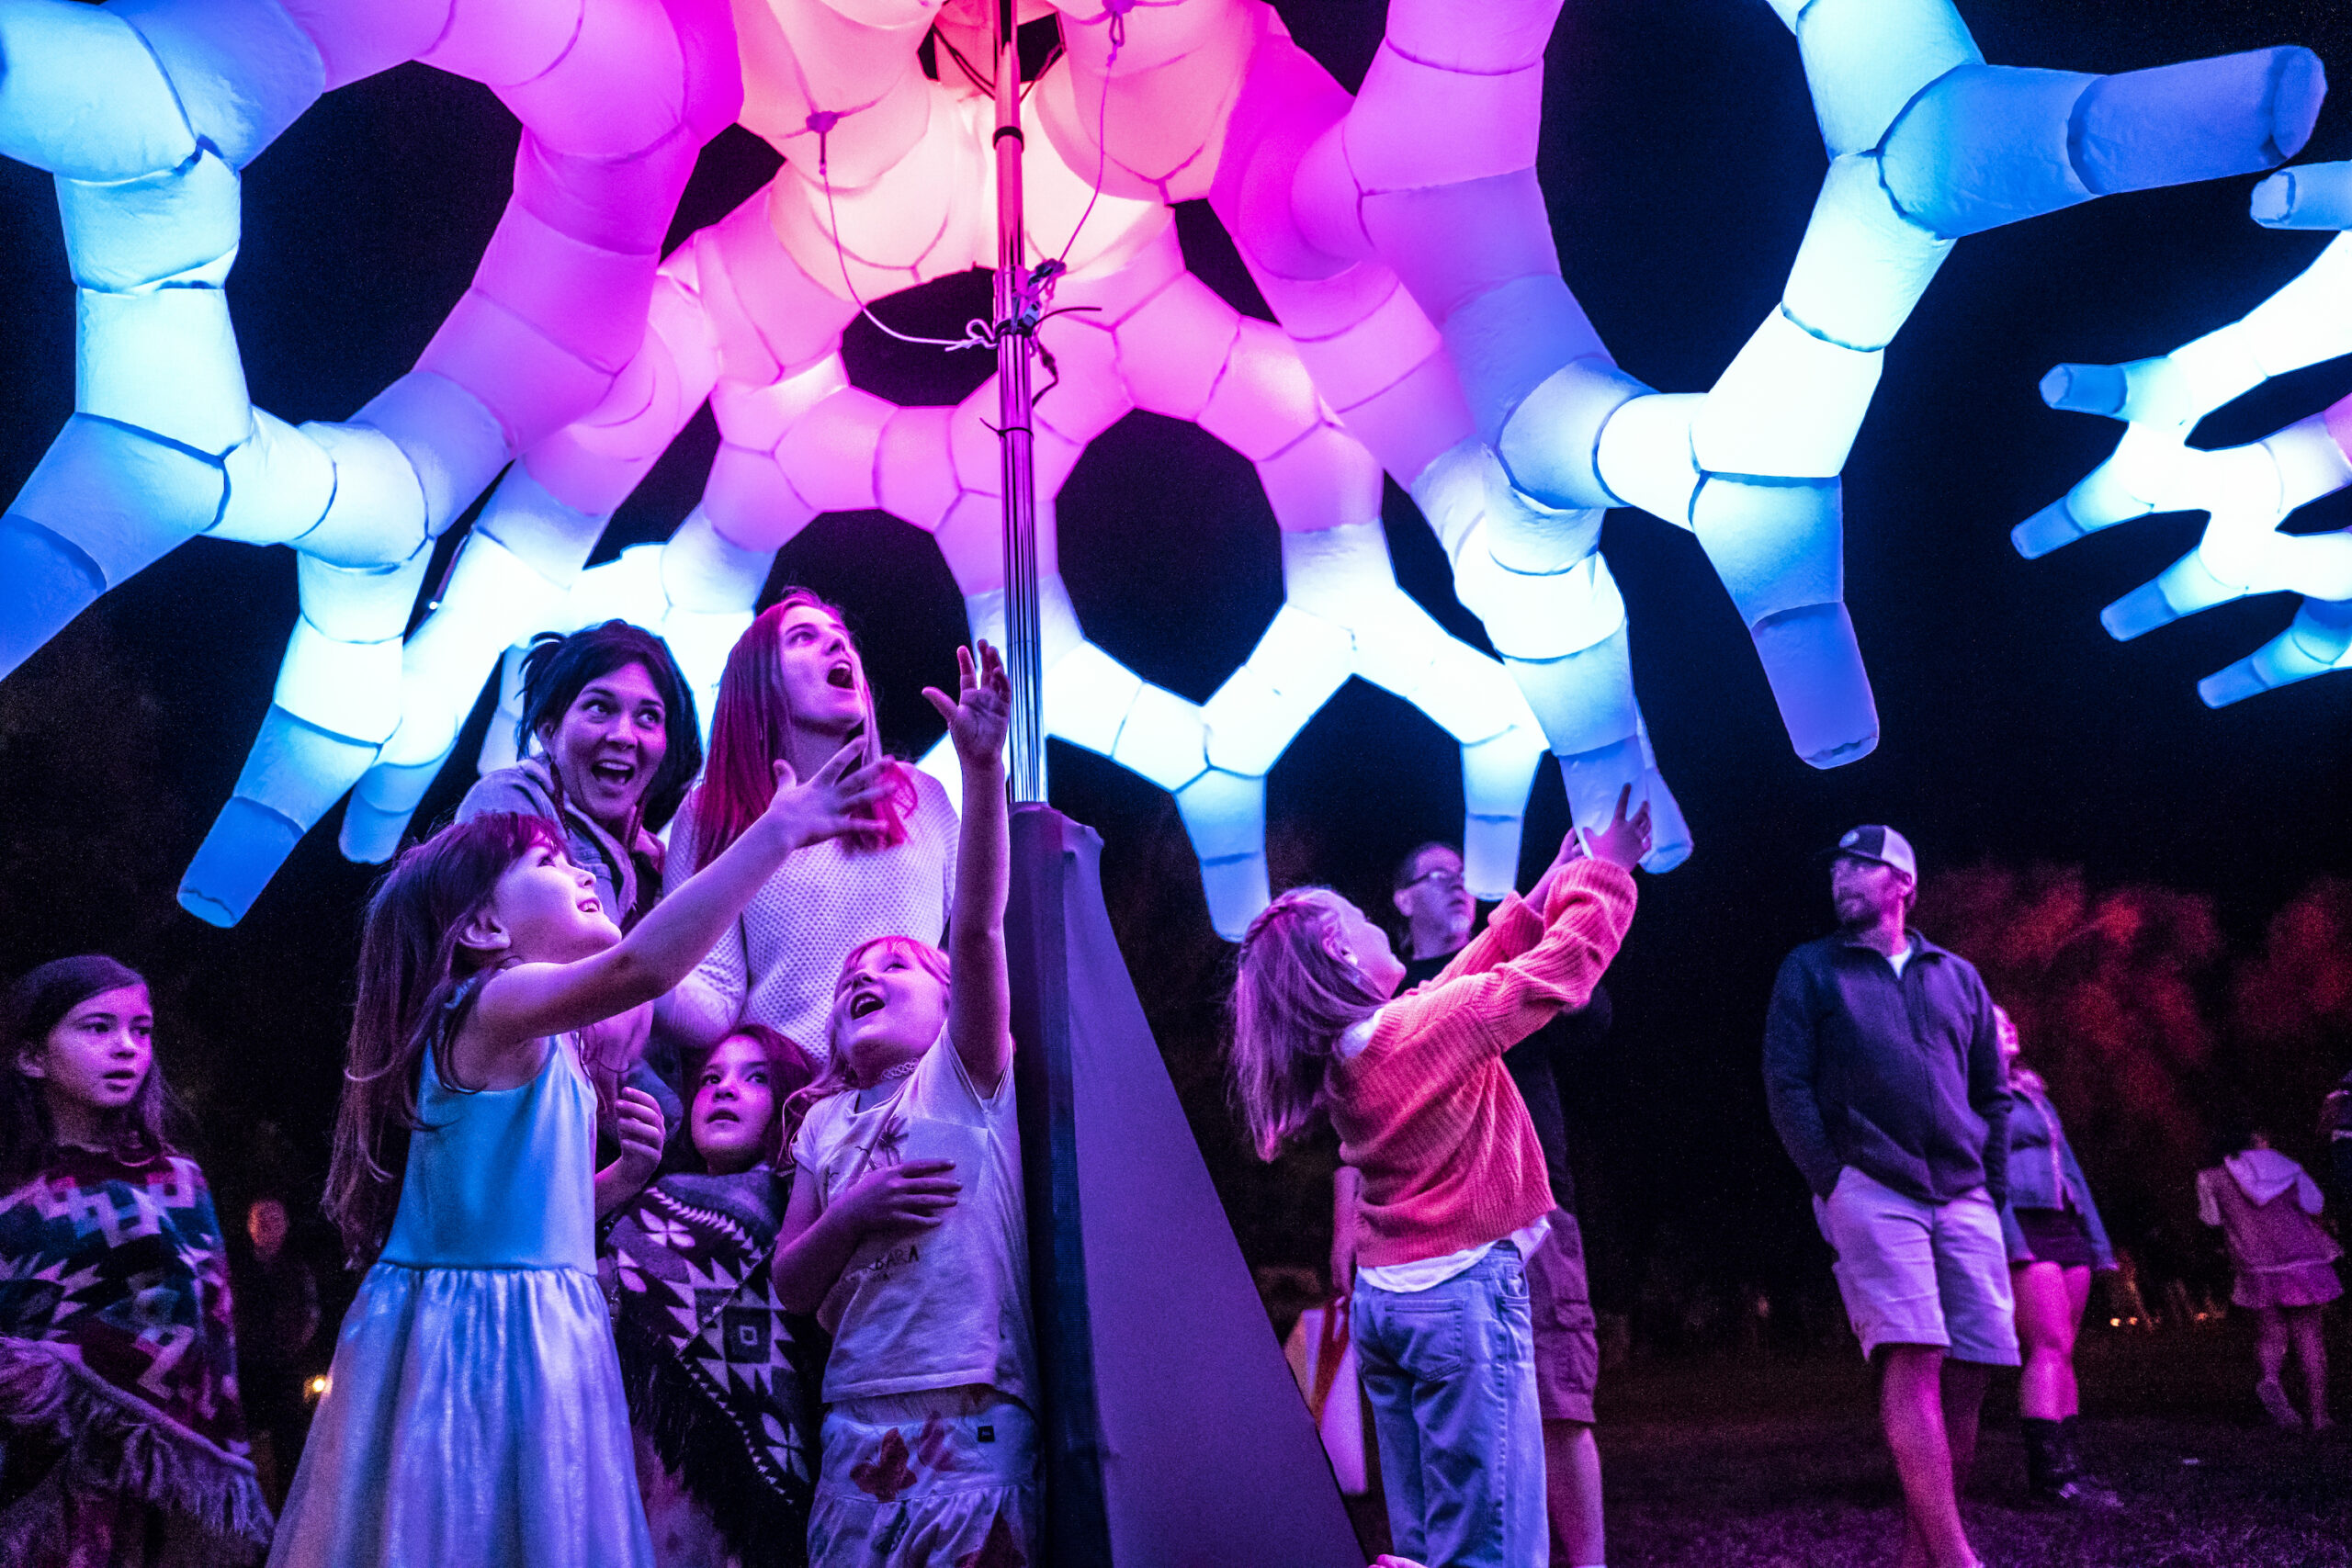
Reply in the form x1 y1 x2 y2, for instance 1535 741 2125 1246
1230 792 1646 1568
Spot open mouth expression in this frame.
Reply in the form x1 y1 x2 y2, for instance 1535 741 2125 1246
545 662 669 831
777 605 868 728
834 951 947 1065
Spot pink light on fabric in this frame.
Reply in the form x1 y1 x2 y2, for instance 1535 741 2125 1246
0 0 2319 931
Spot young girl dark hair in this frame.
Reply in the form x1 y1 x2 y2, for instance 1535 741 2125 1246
0 953 175 1185
596 1021 821 1568
0 956 271 1566
700 1021 818 1168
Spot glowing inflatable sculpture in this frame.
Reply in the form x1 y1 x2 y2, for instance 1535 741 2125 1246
0 0 2324 935
0 0 742 925
2019 160 2352 706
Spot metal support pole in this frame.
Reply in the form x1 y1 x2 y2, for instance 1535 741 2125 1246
995 0 1046 804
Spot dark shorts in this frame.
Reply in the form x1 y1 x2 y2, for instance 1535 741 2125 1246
1523 1209 1600 1424
2013 1206 2098 1269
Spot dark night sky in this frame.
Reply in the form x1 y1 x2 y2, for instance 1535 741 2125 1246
5 0 2352 1310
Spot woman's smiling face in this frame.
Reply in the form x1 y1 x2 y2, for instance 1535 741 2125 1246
540 660 668 834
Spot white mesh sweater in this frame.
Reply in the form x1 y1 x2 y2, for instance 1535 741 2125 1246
662 767 958 1063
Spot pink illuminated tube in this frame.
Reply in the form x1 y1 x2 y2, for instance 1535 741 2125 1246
350 0 1555 934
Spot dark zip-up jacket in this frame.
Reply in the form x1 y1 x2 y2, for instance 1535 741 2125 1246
1998 1083 2114 1269
1763 931 2009 1207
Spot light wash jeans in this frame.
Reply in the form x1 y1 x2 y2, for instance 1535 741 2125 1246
1351 1245 1544 1568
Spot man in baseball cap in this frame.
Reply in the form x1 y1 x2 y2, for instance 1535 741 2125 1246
1765 827 2013 1568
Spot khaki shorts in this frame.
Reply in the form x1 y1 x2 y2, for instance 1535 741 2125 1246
1814 1166 2018 1366
1523 1209 1600 1424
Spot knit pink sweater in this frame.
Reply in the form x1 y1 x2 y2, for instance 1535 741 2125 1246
1331 858 1636 1268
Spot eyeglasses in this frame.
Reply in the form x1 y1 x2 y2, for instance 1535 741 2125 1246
1400 867 1466 896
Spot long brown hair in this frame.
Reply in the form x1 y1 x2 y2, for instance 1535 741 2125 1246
325 812 562 1266
684 591 917 864
1227 890 1386 1161
1 955 178 1187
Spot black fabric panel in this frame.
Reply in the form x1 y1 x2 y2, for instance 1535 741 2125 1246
1008 806 1360 1567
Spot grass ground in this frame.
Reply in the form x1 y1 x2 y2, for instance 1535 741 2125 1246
1342 1326 2352 1567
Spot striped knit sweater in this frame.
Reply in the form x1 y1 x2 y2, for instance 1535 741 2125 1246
1332 857 1636 1268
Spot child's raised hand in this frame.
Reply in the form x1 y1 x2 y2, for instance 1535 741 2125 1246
762 742 892 849
835 1157 961 1238
1580 784 1652 873
922 641 1010 772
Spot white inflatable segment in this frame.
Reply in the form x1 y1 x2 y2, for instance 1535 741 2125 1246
75 288 250 455
0 1 198 181
1774 0 1982 158
211 412 336 545
2024 208 2352 705
1201 606 1352 777
1692 310 1883 480
2201 600 2352 707
2102 419 2352 641
1781 156 1953 354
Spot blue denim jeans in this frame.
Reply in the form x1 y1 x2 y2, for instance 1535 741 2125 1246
1351 1246 1544 1568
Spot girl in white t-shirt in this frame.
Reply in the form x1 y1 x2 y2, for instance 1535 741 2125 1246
770 643 1036 1568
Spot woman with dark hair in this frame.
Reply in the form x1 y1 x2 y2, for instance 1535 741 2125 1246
0 956 273 1565
459 619 704 934
597 1022 822 1568
662 591 957 1062
1994 1005 2120 1508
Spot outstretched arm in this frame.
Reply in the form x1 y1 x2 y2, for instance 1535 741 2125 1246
926 643 1013 1096
469 748 888 1063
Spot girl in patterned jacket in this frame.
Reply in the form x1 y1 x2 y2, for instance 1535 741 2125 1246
0 954 271 1567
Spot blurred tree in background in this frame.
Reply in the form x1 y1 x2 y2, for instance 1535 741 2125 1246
1918 865 2351 1295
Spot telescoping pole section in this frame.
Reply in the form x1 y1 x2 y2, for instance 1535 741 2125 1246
994 0 1046 806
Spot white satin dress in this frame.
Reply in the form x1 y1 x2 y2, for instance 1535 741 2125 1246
268 1029 652 1568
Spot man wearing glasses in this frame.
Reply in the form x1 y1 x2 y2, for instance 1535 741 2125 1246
1332 841 1614 1568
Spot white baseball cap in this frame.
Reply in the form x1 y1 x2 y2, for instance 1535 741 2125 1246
1832 824 1917 883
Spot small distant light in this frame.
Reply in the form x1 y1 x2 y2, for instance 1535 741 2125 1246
2109 1316 2121 1326
304 1374 331 1401
2181 1457 2202 1466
